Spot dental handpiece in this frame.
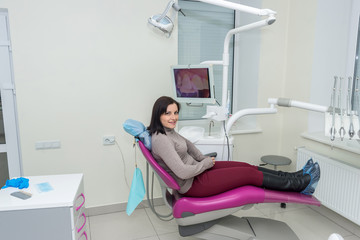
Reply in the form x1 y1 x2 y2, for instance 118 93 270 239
330 76 337 141
347 76 355 139
356 77 360 138
338 77 345 141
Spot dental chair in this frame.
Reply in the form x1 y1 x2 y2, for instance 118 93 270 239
137 140 321 240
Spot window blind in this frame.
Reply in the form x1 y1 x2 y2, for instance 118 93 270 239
178 0 235 120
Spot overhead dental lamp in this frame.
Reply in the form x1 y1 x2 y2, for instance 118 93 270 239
148 0 185 37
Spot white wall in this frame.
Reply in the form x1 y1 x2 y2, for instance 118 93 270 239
278 0 318 167
0 0 177 208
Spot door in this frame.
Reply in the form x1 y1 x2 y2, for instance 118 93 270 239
0 9 22 186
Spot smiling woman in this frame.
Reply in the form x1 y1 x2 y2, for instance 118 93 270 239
147 96 181 135
160 103 179 129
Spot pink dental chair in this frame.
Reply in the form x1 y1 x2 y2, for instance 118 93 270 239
137 140 321 240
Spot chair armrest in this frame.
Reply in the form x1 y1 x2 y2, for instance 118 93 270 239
204 152 217 158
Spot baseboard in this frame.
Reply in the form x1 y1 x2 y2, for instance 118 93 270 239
86 197 164 217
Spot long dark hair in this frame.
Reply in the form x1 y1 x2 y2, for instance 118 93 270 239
147 96 181 135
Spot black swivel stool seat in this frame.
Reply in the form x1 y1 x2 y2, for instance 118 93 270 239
260 155 292 208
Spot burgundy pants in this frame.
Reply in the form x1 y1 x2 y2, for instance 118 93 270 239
183 161 264 197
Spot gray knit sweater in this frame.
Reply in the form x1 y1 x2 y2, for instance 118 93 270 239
151 128 213 194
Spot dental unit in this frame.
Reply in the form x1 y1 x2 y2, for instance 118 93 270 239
137 1 322 240
133 0 360 239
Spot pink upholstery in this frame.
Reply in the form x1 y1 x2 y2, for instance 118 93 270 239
172 186 320 218
137 140 321 219
264 188 321 205
138 141 180 190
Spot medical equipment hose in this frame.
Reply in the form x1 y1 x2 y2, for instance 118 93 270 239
155 0 175 22
145 162 174 221
118 137 172 220
223 121 230 161
115 140 131 190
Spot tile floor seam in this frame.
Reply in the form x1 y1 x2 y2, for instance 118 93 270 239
88 216 93 240
144 206 161 240
310 207 360 238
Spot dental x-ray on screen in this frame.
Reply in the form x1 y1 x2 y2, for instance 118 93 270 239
171 64 216 104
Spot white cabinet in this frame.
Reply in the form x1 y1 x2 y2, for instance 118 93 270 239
0 174 89 240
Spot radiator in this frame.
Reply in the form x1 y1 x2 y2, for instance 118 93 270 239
297 148 360 226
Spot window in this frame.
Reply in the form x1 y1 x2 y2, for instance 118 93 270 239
306 0 360 152
308 0 355 134
0 10 22 181
177 0 263 134
351 0 360 112
177 0 235 120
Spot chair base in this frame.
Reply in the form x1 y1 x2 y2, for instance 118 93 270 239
179 215 299 240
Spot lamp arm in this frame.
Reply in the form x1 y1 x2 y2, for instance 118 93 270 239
197 0 276 16
225 107 278 134
156 0 176 22
198 0 277 110
221 18 272 107
201 60 223 65
201 19 275 67
268 98 330 113
197 0 277 123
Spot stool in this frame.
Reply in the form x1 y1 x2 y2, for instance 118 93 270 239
260 155 292 170
260 155 292 208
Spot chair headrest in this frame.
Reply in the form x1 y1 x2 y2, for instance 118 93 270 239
123 119 151 150
138 141 180 190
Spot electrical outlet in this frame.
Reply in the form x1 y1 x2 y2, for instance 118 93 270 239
103 136 115 145
35 140 61 150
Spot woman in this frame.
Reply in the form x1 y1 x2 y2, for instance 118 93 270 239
147 96 320 197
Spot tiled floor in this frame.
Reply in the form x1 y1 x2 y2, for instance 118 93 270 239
88 203 360 240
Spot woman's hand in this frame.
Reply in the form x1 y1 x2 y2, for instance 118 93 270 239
211 157 216 165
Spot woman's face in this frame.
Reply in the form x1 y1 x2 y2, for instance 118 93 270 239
160 103 179 129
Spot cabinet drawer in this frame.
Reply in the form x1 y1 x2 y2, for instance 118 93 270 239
77 230 89 240
73 207 90 240
73 179 85 222
74 192 86 221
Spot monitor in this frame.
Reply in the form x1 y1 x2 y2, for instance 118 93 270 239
170 64 216 104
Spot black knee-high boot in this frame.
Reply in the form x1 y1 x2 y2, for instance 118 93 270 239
258 167 303 178
261 172 311 192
